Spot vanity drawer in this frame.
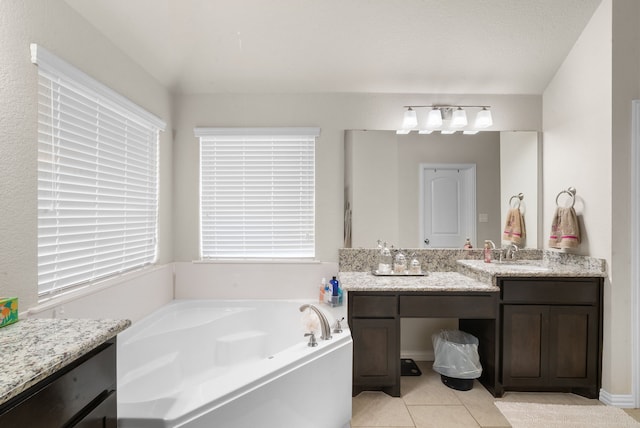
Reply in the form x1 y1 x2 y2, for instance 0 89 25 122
400 293 498 318
0 341 116 427
350 294 398 317
501 278 601 304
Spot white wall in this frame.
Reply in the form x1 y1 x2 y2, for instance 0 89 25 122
611 0 640 404
27 265 174 323
173 93 542 264
0 0 174 317
174 262 339 300
500 131 540 248
543 0 626 399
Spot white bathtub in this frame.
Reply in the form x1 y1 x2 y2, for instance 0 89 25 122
117 299 352 428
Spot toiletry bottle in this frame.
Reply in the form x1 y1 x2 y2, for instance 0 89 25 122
393 250 407 274
484 240 492 263
324 279 332 304
330 276 339 296
330 276 340 306
378 242 392 274
319 277 326 303
463 238 473 249
409 253 421 274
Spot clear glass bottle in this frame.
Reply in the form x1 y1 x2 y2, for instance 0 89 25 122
393 250 407 274
377 241 392 274
409 253 421 274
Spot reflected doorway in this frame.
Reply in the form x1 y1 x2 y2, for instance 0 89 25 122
420 163 476 248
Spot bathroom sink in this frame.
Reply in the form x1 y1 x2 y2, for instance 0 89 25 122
492 262 551 272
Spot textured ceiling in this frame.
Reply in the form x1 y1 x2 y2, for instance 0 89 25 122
63 0 602 94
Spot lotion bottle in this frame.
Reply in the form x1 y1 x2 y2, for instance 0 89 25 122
484 240 492 263
319 277 327 303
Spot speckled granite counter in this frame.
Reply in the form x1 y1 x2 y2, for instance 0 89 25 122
339 271 499 292
457 259 607 286
0 318 130 405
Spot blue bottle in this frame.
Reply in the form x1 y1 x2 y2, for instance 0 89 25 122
330 276 339 296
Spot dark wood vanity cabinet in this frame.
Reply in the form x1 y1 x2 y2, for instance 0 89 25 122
0 339 117 428
349 293 400 397
499 277 603 398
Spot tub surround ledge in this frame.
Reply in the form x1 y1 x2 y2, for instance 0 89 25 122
0 318 130 405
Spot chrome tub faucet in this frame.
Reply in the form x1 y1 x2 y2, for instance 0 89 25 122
299 304 332 340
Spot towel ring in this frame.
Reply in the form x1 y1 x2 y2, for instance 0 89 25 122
509 193 524 209
555 187 576 208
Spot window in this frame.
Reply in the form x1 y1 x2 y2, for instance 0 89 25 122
32 44 166 297
196 127 319 259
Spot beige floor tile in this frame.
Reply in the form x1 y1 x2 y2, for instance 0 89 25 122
401 366 462 406
451 383 510 427
408 405 480 428
351 391 415 427
624 408 640 422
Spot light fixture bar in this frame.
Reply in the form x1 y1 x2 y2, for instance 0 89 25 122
399 104 493 134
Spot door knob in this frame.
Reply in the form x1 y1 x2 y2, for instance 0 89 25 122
424 238 430 245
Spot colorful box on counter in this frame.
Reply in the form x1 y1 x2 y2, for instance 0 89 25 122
0 297 18 328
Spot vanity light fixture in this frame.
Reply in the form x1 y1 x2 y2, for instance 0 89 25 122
450 107 468 128
474 107 493 128
397 105 493 135
401 107 418 129
426 108 443 128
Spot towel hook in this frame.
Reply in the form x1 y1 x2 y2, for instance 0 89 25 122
509 193 524 209
555 187 576 208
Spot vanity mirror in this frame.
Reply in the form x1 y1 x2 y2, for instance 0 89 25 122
344 130 540 249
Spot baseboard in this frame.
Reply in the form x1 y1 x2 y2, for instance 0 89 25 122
599 389 636 408
400 350 434 362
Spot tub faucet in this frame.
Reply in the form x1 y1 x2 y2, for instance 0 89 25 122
299 304 332 340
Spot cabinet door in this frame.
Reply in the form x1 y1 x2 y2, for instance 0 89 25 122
351 318 399 389
73 390 117 428
548 305 599 388
502 305 549 387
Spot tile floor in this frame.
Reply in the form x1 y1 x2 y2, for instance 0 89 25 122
350 361 640 428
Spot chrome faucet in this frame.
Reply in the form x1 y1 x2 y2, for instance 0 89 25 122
500 244 519 262
299 304 332 340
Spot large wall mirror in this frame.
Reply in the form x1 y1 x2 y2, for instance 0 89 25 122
344 130 541 249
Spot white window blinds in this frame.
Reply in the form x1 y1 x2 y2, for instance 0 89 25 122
196 128 318 259
32 44 166 297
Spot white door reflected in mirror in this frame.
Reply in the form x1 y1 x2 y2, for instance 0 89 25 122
420 164 476 248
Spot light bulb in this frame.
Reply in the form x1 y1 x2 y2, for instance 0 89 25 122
426 108 443 128
402 108 418 129
474 108 493 128
451 108 467 128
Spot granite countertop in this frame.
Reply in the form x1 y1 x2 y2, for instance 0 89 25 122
456 259 607 286
0 318 131 406
339 271 499 292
